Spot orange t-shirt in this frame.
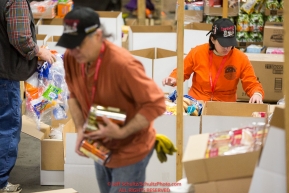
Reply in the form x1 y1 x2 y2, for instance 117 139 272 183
63 40 166 168
170 43 264 102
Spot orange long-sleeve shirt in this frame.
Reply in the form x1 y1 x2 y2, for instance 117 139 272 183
63 40 166 168
170 43 264 102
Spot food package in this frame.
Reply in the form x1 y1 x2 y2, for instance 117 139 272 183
237 14 250 32
182 95 203 116
205 122 267 158
80 140 111 165
236 31 250 42
266 47 284 54
228 0 239 8
249 13 264 32
80 105 126 165
241 0 259 14
266 15 281 22
248 32 263 42
84 105 126 133
205 15 221 24
265 0 280 10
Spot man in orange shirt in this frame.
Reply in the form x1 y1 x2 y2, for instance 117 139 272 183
163 18 264 103
57 7 166 193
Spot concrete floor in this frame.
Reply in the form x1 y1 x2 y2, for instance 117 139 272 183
9 133 64 193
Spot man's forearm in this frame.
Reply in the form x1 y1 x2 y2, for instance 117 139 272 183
121 113 150 138
68 98 85 131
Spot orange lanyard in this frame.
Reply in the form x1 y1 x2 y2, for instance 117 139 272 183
209 51 228 101
81 42 105 109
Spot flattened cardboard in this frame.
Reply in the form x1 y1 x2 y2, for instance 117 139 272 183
195 178 251 193
32 188 78 193
21 115 49 140
183 134 261 184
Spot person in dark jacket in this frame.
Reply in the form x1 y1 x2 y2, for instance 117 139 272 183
0 0 55 192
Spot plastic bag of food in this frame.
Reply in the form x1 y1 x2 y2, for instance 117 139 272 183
249 13 264 32
236 31 250 42
237 14 250 32
265 0 280 10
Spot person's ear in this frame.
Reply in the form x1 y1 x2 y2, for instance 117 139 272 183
95 28 103 41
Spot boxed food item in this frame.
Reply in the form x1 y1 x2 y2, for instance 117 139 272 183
80 105 126 165
30 0 57 19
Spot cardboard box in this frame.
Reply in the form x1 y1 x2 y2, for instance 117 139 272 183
264 9 283 16
64 164 100 193
249 167 286 193
37 18 64 36
97 11 123 47
128 26 176 51
36 34 48 47
194 178 252 193
237 54 284 102
45 36 66 54
37 12 123 47
175 9 204 24
248 107 286 193
183 133 261 184
263 22 283 47
57 2 73 18
130 48 188 94
21 113 76 185
201 101 268 134
204 5 239 16
32 188 78 193
184 23 212 54
258 107 286 174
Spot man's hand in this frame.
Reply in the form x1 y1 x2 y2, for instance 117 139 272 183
249 93 263 104
83 116 126 141
75 129 87 157
162 77 176 87
37 48 56 64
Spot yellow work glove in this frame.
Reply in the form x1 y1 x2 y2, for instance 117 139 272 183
155 134 177 163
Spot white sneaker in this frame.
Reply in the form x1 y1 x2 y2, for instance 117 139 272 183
0 182 22 193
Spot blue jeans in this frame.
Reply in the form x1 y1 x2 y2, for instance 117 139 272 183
0 79 21 188
95 147 154 193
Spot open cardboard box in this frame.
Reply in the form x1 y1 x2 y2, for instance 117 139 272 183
45 36 66 54
183 132 261 184
21 112 76 185
184 22 212 54
249 106 286 193
194 178 252 193
201 101 269 134
128 25 176 51
130 48 188 94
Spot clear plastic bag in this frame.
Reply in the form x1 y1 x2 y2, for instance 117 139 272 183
24 51 69 129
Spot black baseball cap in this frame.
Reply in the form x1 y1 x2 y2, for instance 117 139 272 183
57 7 101 49
207 18 237 47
